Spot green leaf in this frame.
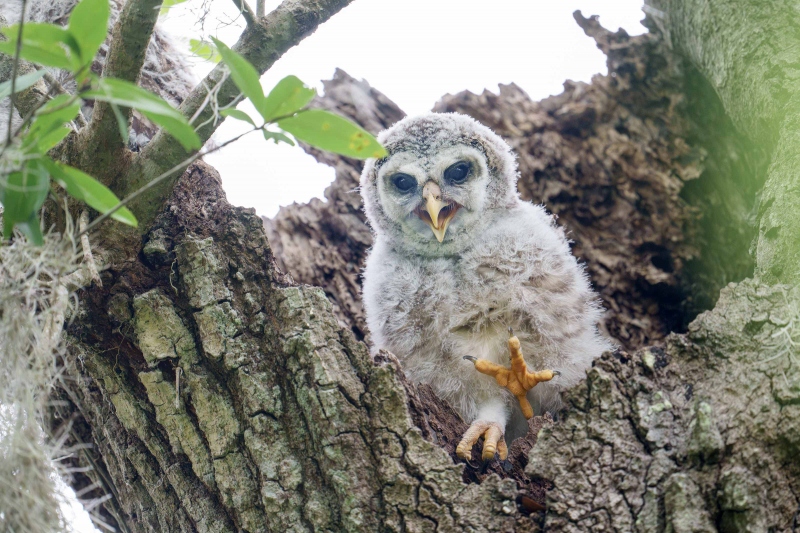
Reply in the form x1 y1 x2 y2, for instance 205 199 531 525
0 161 51 241
68 0 110 64
277 110 387 159
262 130 294 146
211 37 266 112
0 70 46 99
160 0 189 15
260 75 315 122
35 126 72 152
0 23 78 71
220 108 256 127
43 160 138 227
83 78 200 150
14 217 45 245
189 38 221 63
23 95 80 152
29 95 81 136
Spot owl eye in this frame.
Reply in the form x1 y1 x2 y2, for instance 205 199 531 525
444 161 471 184
391 173 417 193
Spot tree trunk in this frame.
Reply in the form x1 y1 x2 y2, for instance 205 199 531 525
54 5 800 533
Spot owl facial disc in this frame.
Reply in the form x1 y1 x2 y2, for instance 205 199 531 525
417 181 460 242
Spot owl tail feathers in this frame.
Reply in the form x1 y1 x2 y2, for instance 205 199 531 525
463 330 561 420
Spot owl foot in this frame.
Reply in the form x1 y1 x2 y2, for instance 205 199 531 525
456 420 508 461
463 329 560 419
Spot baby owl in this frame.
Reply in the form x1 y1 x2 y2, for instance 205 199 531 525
360 113 612 460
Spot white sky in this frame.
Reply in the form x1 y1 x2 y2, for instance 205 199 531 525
65 1 646 531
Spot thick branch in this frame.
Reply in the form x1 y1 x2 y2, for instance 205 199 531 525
76 0 164 182
115 0 355 233
230 0 257 27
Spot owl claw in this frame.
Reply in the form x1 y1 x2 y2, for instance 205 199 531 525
463 355 478 362
466 333 560 419
456 420 508 462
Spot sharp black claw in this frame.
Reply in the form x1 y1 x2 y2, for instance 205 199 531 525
463 355 478 363
465 458 482 470
552 370 561 376
502 459 513 472
508 326 514 337
480 459 491 474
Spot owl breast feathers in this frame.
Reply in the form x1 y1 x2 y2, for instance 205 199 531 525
360 112 613 443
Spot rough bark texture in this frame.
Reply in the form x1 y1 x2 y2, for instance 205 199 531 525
529 280 800 531
59 162 543 532
46 4 800 533
265 14 760 350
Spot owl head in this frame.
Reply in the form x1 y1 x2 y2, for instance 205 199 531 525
361 113 520 256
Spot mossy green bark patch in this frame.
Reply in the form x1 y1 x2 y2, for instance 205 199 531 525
177 237 230 309
133 289 197 366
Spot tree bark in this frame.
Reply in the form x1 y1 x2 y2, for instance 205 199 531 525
49 5 800 533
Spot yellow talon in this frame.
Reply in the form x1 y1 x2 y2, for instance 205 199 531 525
464 331 559 420
456 420 508 461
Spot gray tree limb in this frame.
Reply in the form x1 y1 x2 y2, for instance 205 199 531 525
75 0 165 182
115 0 355 232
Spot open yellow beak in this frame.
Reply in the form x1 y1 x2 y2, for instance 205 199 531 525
419 182 459 243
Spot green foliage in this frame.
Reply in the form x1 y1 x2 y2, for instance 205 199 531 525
160 0 189 16
0 0 386 245
212 38 269 117
221 108 256 127
67 0 109 65
0 24 77 71
0 0 140 240
189 39 221 63
260 75 316 122
213 39 386 157
278 110 386 158
83 78 201 150
0 162 50 244
263 130 295 146
0 70 45 99
44 160 137 227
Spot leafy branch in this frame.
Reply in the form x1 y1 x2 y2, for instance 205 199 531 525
0 0 383 246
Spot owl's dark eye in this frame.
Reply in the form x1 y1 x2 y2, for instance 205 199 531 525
391 173 416 193
444 161 471 184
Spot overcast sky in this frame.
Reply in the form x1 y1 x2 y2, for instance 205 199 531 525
65 1 645 530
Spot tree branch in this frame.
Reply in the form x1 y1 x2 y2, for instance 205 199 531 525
115 0 355 233
75 0 164 183
231 0 257 27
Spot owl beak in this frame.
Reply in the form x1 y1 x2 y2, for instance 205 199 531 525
418 181 459 243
